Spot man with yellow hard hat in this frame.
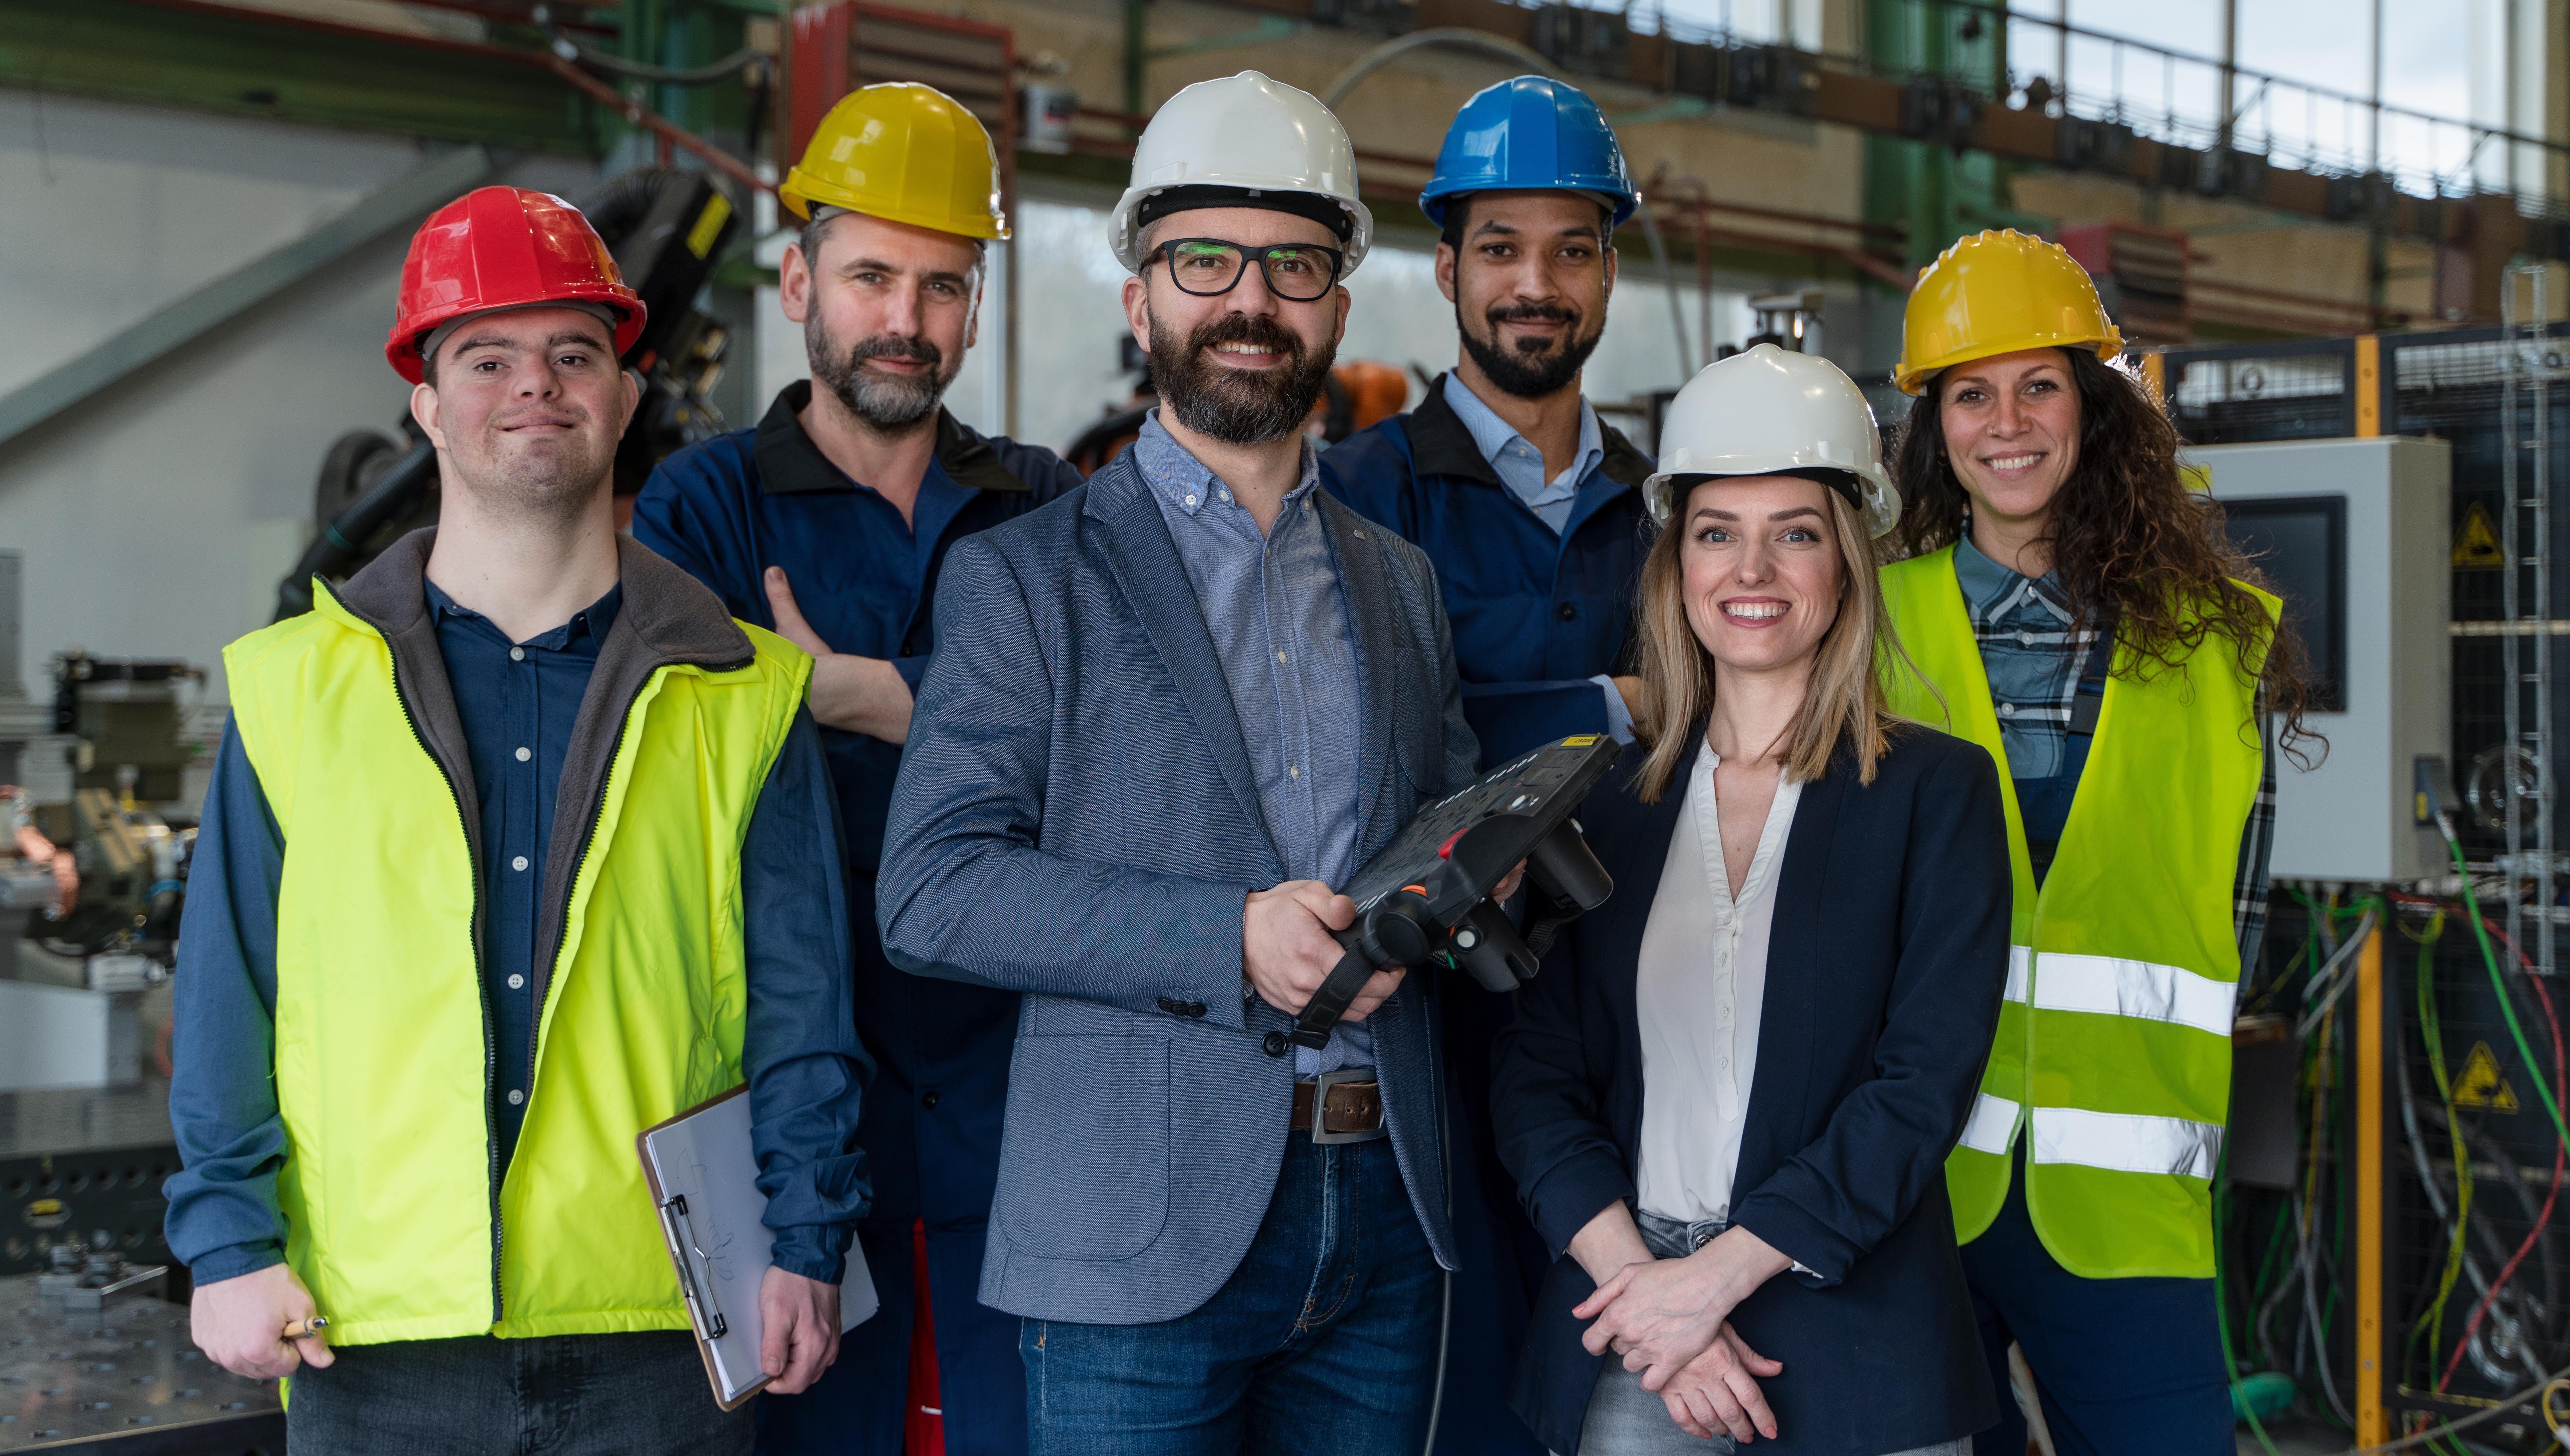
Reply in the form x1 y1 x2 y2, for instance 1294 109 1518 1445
633 83 1081 1456
1877 229 2308 1455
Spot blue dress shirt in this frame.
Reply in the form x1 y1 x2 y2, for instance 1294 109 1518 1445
1132 412 1369 1075
165 583 870 1286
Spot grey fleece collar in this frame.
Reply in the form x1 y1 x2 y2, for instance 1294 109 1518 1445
332 527 753 671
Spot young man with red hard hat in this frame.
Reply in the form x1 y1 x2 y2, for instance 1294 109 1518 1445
162 185 870 1455
631 85 1079 1456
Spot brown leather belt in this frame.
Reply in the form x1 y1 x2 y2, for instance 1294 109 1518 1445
1291 1073 1386 1144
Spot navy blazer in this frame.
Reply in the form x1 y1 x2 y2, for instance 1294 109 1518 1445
876 449 1482 1324
1490 727 2012 1455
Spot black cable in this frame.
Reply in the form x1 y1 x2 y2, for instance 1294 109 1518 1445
549 33 764 86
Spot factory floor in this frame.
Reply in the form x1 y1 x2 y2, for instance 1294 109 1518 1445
2236 1421 2350 1454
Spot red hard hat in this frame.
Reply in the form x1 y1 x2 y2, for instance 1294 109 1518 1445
385 186 647 385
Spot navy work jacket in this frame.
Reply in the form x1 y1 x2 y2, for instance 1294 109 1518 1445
1321 374 1656 767
632 382 1081 1243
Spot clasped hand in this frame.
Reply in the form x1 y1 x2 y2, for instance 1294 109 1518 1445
1578 1228 1793 1440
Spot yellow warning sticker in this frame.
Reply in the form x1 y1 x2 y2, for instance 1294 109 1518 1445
686 192 734 260
2454 503 2506 569
1560 735 1602 746
2453 1040 2522 1113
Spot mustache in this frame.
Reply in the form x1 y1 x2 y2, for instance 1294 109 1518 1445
847 334 943 370
1486 302 1581 331
1186 312 1304 361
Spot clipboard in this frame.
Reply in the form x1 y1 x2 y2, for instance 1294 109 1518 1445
637 1085 879 1409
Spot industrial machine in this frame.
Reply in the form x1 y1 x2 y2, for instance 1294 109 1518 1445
275 168 746 619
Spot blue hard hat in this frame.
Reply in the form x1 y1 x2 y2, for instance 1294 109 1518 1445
1420 75 1639 229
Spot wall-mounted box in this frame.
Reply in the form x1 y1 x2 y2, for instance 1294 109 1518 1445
2186 436 2452 884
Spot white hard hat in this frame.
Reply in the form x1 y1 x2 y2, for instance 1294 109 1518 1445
1108 71 1374 275
1645 343 1901 539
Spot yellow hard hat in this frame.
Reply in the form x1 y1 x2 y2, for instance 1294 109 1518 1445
1893 229 2122 395
779 83 1010 240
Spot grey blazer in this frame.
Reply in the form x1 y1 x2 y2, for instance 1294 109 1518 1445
876 450 1482 1324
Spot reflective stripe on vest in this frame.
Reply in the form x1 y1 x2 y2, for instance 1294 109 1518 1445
1880 545 2272 1281
1956 1094 2224 1181
223 584 810 1346
2002 946 2238 1040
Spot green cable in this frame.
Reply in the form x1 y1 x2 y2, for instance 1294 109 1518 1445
2448 836 2570 1154
2410 913 2473 1389
2217 1150 2286 1456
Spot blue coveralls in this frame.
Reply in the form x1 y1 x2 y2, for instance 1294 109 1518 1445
1321 374 1655 1456
634 382 1082 1456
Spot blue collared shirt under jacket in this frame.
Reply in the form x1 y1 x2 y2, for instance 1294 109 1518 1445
1133 412 1368 1076
163 582 868 1287
1321 371 1656 767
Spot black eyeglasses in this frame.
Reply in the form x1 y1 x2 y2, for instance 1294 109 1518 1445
1148 238 1346 302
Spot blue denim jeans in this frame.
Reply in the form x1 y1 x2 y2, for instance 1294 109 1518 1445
285 1330 750 1456
1020 1131 1442 1456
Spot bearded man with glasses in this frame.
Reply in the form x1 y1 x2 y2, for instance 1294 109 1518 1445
876 70 1496 1455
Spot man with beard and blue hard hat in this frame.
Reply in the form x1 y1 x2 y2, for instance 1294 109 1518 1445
632 83 1080 1456
1319 75 1656 1456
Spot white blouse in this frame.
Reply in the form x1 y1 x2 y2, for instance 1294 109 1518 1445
1633 742 1804 1226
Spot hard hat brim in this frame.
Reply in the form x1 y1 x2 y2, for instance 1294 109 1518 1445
1645 463 1901 540
1893 330 2125 396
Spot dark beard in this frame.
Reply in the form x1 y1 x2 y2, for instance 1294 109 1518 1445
808 314 954 433
1148 310 1337 446
1458 301 1602 399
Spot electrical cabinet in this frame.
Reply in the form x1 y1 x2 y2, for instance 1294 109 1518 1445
2186 435 2452 883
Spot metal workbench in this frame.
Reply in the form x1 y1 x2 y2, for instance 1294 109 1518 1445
0 1274 281 1452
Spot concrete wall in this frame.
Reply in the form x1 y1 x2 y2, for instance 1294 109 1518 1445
0 92 595 706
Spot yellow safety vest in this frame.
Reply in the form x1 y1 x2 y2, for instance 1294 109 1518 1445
1879 546 2273 1280
223 581 809 1345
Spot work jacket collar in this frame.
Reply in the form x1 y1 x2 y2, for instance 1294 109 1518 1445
1400 371 1655 495
753 380 1030 499
332 526 752 674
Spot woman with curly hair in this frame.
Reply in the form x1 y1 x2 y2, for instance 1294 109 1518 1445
1877 229 2315 1456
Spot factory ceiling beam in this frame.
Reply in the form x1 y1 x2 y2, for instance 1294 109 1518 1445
0 145 505 456
0 0 592 153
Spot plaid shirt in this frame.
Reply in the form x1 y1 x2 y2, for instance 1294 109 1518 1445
1952 536 2276 971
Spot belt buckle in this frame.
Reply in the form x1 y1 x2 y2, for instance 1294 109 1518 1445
1307 1066 1386 1145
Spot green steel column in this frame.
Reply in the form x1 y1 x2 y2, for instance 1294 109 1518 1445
1862 0 2016 278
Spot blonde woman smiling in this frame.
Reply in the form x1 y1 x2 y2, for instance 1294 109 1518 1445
1491 346 2012 1454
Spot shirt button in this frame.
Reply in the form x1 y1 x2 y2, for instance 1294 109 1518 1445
1998 702 2018 718
1184 494 1198 507
1276 650 1288 664
507 974 525 990
921 1090 941 1110
507 1089 524 1106
2018 632 2037 646
1218 490 1232 503
515 747 531 763
1717 1059 1729 1070
509 647 526 662
1288 765 1301 780
512 855 530 872
1557 602 1577 621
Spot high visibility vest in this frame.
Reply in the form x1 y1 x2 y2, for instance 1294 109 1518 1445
223 582 809 1345
1879 546 2273 1280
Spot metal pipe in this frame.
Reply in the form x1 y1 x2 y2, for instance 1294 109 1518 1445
546 55 774 197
